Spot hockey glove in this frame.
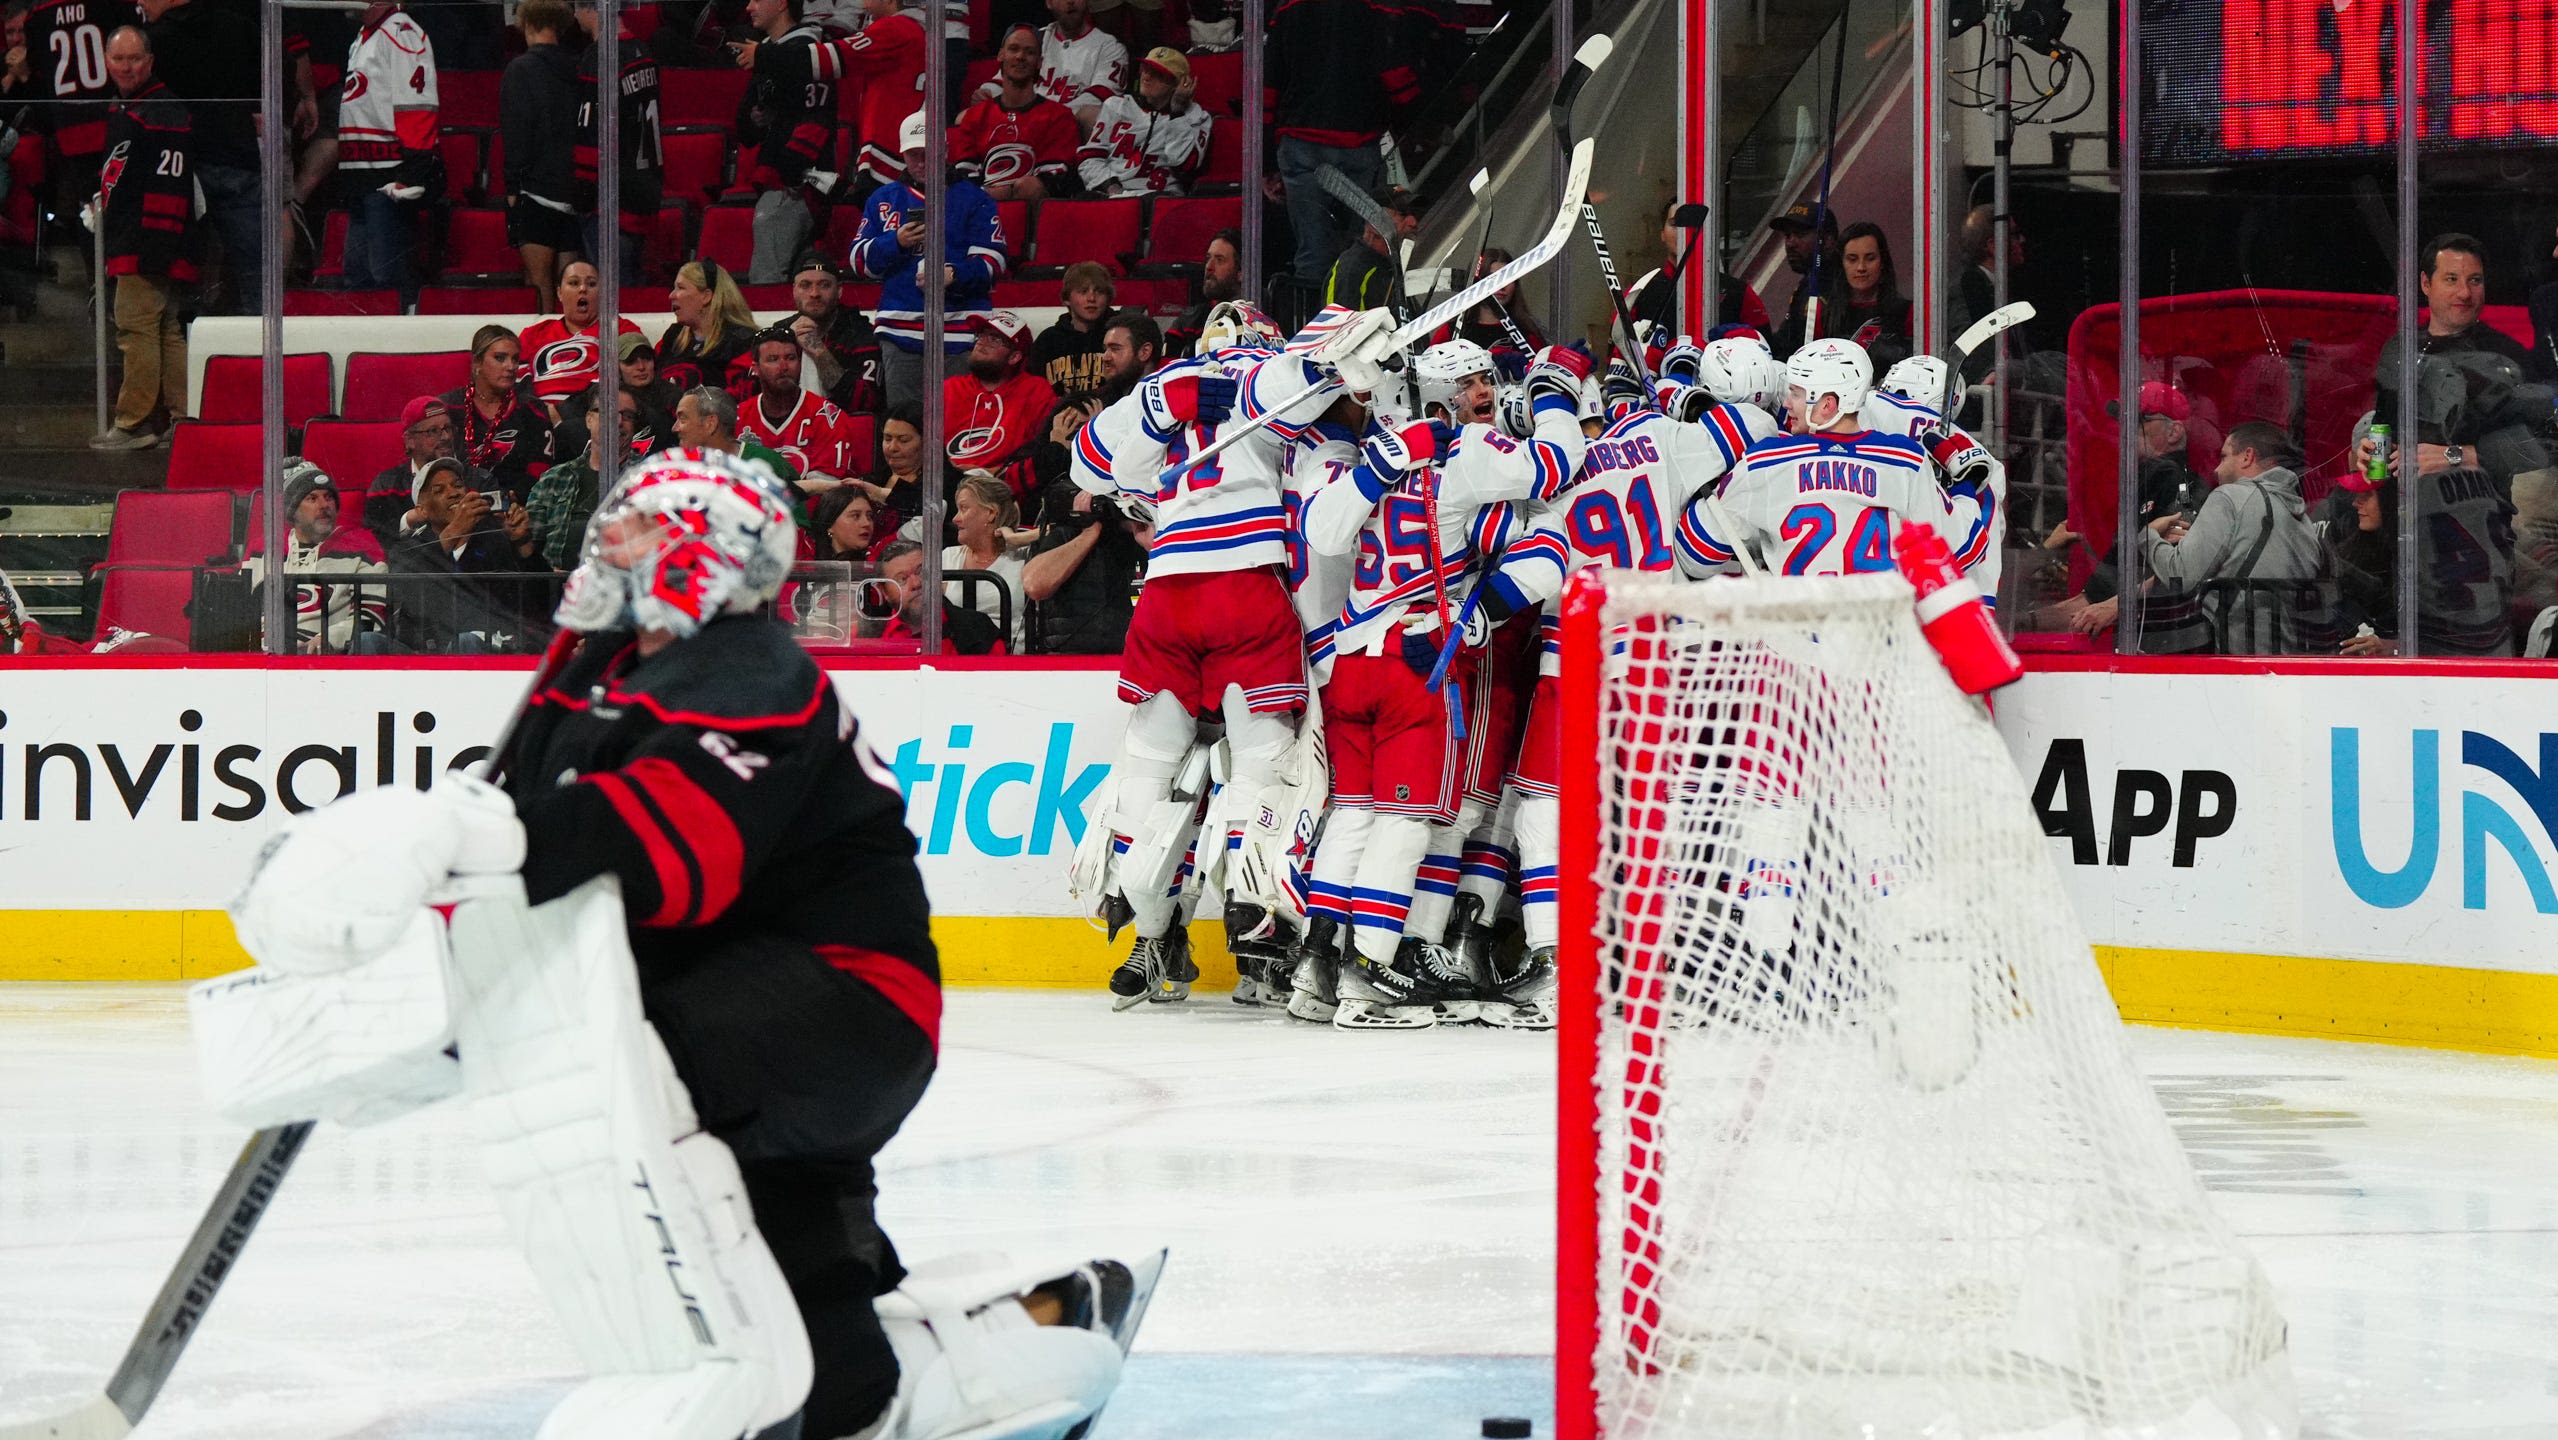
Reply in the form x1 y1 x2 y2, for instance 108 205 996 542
1660 337 1706 385
1362 419 1457 481
1139 372 1240 437
1523 342 1595 410
1658 380 1713 425
1602 358 1653 413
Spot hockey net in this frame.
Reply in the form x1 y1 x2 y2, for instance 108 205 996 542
1555 571 2294 1440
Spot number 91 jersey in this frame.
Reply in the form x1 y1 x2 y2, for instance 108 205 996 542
1678 429 1982 580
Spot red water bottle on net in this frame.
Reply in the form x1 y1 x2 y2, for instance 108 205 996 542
1893 519 2022 696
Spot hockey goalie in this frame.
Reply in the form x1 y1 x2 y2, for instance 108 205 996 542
193 450 1162 1440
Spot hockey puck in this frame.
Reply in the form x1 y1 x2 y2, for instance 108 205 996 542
1482 1420 1532 1439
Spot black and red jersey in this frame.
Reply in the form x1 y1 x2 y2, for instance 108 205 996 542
25 0 140 159
438 384 556 495
98 80 195 282
737 20 839 195
574 34 663 235
504 617 941 1046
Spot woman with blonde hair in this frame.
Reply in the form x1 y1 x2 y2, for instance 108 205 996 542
941 468 1037 648
654 256 761 398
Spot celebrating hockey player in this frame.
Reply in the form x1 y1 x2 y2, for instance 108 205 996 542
199 449 1160 1440
1866 352 2004 600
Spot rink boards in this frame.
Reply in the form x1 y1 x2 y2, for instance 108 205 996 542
1 653 2554 1053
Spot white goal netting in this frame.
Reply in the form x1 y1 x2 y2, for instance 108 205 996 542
1572 573 2294 1440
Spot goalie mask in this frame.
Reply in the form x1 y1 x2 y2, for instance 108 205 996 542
555 447 800 639
1415 338 1498 422
1198 300 1284 354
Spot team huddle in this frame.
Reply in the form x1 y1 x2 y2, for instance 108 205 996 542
1066 300 2004 1030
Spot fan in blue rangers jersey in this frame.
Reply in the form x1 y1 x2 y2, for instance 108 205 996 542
1864 352 2005 602
1675 337 1984 579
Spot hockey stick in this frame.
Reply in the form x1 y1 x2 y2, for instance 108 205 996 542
0 629 585 1440
1465 167 1536 360
1549 34 1653 386
1660 201 1712 307
1800 9 1852 345
1937 300 2036 419
1155 132 1599 487
1315 165 1415 324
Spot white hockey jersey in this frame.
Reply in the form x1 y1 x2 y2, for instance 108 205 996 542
1077 94 1213 195
1304 404 1585 667
1013 21 1127 110
1070 345 1336 579
1283 419 1360 685
339 10 439 174
1859 388 2004 600
1676 428 1980 579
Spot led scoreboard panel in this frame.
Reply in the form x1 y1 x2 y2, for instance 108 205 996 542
2141 0 2558 163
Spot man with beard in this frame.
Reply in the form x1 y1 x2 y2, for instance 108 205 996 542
738 325 861 492
785 251 886 416
1076 46 1211 197
1166 226 1239 358
950 22 1080 200
941 309 1059 507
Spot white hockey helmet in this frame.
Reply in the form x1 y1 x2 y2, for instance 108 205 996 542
1784 336 1874 421
556 447 801 639
1880 354 1951 409
1415 338 1498 420
1698 336 1786 412
1198 300 1284 353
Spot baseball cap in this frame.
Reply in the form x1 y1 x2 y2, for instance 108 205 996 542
791 250 845 280
617 330 653 362
1141 46 1190 83
900 110 930 153
2137 381 2190 422
411 455 466 504
400 395 451 432
1769 201 1840 234
973 310 1033 350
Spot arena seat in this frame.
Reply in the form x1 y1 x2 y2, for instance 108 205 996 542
282 287 399 317
1197 123 1242 189
439 69 502 128
299 419 408 491
698 202 759 274
164 422 268 491
442 208 520 279
995 200 1031 257
1143 196 1239 269
660 66 750 127
342 351 470 421
642 204 694 284
1025 198 1142 275
1187 50 1243 118
198 353 334 427
311 208 349 282
92 566 203 648
661 127 732 206
104 489 236 567
439 127 490 203
840 412 878 470
416 285 539 315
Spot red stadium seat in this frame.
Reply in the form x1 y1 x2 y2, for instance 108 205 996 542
439 127 490 202
1111 277 1189 311
1197 122 1242 189
1187 50 1243 117
312 208 349 281
839 412 878 471
439 70 502 128
661 127 732 206
994 200 1031 261
342 351 469 422
741 284 795 311
698 202 759 275
282 287 399 317
104 489 236 567
416 285 539 315
660 67 750 127
1024 198 1142 275
991 279 1058 310
442 207 519 278
822 203 864 263
92 566 204 648
482 130 506 195
963 56 998 96
163 422 268 491
1144 195 1239 267
642 204 693 285
197 353 334 427
299 419 408 493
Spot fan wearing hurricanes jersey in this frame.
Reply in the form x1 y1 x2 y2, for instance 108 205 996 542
571 1 661 280
24 0 141 191
949 23 1082 200
738 326 860 491
520 258 647 415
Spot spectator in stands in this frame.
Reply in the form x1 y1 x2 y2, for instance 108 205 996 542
736 0 841 283
786 250 886 415
1022 0 1127 136
2311 458 2401 657
1022 476 1147 653
670 383 801 486
16 0 139 237
1036 262 1116 400
2141 420 2319 655
1825 221 1913 370
740 325 859 491
656 257 761 397
943 309 1058 504
1078 46 1210 196
91 24 192 452
572 0 661 285
521 259 647 415
1099 308 1161 397
1324 188 1414 312
1442 245 1542 378
849 401 930 537
813 484 884 562
277 9 346 283
619 330 678 447
2530 217 2558 381
1768 201 1842 357
389 455 547 652
365 395 465 542
499 0 581 312
524 383 643 569
1164 228 1240 358
2045 381 2211 651
438 325 558 503
1268 0 1413 284
942 468 1036 646
2395 232 2538 375
1627 197 1768 340
855 110 1007 409
738 0 922 194
136 0 256 312
2350 400 2523 656
242 459 392 654
952 24 1082 200
866 536 1004 652
336 0 441 311
1949 204 2027 383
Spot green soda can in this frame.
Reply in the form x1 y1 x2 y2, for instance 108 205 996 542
2365 423 2392 484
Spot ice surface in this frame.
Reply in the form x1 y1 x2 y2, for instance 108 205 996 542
1 985 2554 1438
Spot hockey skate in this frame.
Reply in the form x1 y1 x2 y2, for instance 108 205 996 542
1447 894 1498 981
1284 917 1344 1024
1478 945 1558 1030
1108 935 1172 1012
1152 928 1200 1004
1413 940 1482 1025
1224 902 1296 1010
1332 942 1441 1030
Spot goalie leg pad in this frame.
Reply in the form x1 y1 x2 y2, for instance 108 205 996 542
863 1249 1161 1440
1216 686 1325 934
446 876 813 1440
1099 693 1206 940
189 907 463 1131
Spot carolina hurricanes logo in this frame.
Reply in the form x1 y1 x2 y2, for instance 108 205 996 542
979 141 1036 186
342 71 367 102
949 393 1006 462
534 334 599 385
98 140 129 196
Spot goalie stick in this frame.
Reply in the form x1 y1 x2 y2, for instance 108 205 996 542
1153 35 1611 488
0 628 587 1440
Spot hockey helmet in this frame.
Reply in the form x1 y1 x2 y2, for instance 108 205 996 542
1415 338 1498 420
1199 300 1285 354
557 448 801 639
1879 355 1951 411
1783 336 1873 421
1698 336 1787 412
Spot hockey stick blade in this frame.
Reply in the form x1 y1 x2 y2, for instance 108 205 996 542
1938 300 2036 415
1553 33 1612 128
1465 167 1534 358
1315 164 1394 241
1154 138 1595 486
